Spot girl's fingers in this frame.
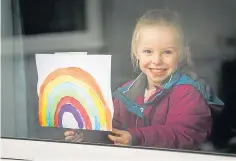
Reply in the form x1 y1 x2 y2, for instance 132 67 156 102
108 134 116 141
64 131 84 142
65 135 76 141
65 130 84 142
77 131 84 138
64 130 74 136
108 134 124 144
72 136 84 142
72 132 84 142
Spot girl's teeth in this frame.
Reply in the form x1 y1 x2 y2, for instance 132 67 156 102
151 69 165 72
150 69 166 75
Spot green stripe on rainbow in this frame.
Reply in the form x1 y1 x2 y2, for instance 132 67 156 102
46 79 102 128
38 67 112 131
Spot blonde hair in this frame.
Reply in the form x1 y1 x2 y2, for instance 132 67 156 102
131 9 196 78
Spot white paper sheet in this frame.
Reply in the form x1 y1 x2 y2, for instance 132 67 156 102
35 54 113 131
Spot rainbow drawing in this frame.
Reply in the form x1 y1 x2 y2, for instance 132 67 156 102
38 67 112 131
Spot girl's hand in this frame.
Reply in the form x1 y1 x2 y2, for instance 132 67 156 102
108 128 132 145
64 130 84 142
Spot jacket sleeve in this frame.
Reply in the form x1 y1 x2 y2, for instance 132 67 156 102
112 98 122 129
127 85 212 149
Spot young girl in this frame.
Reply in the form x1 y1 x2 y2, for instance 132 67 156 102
65 9 224 150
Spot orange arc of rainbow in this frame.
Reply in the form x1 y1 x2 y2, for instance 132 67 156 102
38 67 112 130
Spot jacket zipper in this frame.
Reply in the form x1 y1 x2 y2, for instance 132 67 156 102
136 107 144 128
136 117 138 128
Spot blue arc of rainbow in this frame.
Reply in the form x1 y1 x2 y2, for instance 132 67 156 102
38 67 112 131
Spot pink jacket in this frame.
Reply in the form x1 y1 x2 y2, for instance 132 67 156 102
112 72 224 149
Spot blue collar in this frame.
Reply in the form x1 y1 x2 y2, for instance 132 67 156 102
113 72 224 118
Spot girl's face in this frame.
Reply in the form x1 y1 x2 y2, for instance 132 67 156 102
136 25 179 89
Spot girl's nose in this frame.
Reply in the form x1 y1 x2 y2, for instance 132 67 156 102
151 53 163 65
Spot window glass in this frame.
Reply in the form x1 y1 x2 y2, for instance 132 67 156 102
1 0 236 156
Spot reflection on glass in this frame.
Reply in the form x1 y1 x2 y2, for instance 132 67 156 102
19 0 86 35
1 0 236 156
66 9 223 150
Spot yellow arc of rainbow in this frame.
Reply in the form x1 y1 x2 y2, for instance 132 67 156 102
38 67 112 130
41 75 106 127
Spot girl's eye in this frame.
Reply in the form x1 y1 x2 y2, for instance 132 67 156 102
143 50 152 54
163 50 173 55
